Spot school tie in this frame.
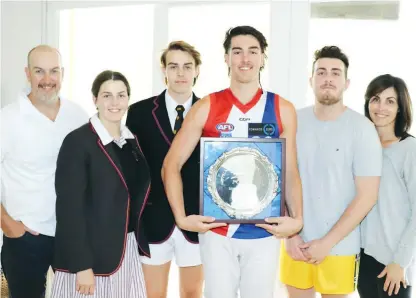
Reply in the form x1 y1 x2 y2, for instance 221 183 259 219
173 105 185 135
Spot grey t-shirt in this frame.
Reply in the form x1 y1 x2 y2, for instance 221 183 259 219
297 106 382 255
361 136 416 285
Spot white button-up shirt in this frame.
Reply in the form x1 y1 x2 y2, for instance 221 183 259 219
1 90 89 236
165 90 193 130
90 113 135 147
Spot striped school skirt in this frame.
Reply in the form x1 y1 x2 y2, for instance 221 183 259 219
51 232 147 298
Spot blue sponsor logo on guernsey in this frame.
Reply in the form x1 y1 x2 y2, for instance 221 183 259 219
263 123 276 136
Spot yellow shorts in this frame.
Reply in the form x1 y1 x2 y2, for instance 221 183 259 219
279 242 359 295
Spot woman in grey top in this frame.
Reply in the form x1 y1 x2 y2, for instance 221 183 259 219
359 74 415 298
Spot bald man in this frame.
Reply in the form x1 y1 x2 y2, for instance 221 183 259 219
1 45 88 298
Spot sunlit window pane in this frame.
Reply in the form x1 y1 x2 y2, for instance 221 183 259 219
59 4 154 116
307 1 414 135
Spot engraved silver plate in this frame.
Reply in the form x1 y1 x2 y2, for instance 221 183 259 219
206 147 279 219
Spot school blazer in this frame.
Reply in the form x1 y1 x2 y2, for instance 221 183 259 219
126 90 200 244
53 122 151 275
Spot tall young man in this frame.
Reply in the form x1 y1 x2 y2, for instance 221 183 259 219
126 41 203 298
280 46 383 298
162 26 303 298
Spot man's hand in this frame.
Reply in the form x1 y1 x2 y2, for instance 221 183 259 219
2 220 39 238
177 215 226 233
378 263 407 296
76 269 95 295
284 234 308 261
256 216 303 238
299 238 332 264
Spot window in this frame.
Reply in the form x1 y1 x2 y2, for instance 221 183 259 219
307 0 415 134
59 4 155 116
48 3 292 296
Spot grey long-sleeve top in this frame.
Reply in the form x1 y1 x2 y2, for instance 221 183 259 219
361 136 416 285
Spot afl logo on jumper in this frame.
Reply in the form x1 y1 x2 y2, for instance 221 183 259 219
216 123 234 137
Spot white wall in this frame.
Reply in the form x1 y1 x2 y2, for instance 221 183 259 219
1 1 45 108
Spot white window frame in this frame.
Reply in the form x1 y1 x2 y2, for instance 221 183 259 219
45 1 310 106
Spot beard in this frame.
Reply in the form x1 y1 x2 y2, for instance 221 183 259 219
39 92 59 104
316 90 342 106
37 85 59 104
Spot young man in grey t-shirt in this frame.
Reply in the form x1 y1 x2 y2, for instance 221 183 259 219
279 46 383 297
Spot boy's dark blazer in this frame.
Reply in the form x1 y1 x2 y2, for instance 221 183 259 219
126 90 200 244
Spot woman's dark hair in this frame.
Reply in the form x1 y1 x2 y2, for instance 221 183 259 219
91 70 131 98
364 74 413 138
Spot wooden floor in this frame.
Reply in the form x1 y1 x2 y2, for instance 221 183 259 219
1 267 413 298
43 267 357 298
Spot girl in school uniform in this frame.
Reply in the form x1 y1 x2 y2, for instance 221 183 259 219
51 70 150 297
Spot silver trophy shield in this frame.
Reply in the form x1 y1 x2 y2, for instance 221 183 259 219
206 147 279 219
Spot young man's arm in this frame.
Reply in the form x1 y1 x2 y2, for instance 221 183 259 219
161 96 226 233
301 176 380 264
300 120 382 264
256 99 303 238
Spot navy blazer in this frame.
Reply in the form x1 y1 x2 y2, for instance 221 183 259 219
126 90 200 244
53 122 151 275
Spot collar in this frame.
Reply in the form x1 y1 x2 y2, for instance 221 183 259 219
224 88 264 114
90 114 134 147
165 90 193 112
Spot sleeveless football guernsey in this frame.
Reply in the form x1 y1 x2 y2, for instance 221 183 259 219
202 88 283 239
